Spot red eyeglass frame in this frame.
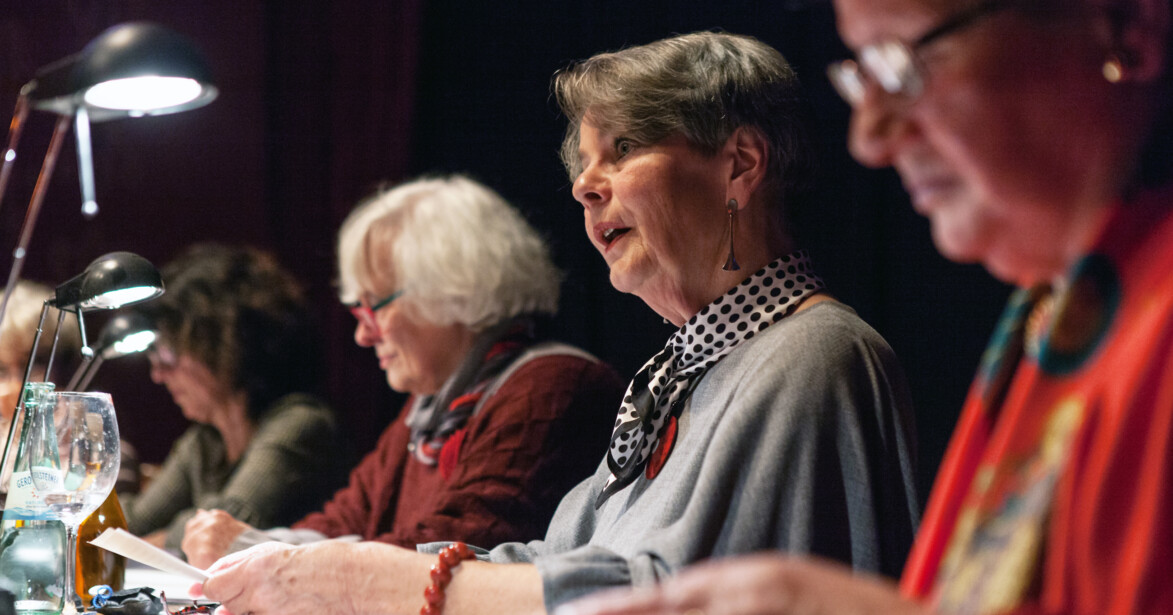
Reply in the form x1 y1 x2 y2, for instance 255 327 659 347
345 289 404 334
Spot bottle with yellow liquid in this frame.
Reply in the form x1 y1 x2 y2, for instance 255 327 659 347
74 491 126 604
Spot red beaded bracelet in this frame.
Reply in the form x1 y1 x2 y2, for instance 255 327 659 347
421 542 477 615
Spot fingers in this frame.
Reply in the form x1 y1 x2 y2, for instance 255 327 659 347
204 544 255 576
185 508 212 530
203 562 253 615
203 543 295 598
183 509 250 569
203 567 245 605
185 508 235 534
202 543 298 615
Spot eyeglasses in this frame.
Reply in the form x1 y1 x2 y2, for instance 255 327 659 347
827 0 1023 106
147 343 178 370
345 289 403 334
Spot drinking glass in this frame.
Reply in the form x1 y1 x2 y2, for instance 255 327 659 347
29 392 120 611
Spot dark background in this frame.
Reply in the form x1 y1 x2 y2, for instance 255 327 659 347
0 1 1010 499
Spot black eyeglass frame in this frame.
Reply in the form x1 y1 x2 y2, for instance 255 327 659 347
827 0 1035 105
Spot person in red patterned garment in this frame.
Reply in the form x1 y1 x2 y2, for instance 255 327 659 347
181 174 623 569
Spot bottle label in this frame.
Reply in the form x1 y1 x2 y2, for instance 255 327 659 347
2 468 60 521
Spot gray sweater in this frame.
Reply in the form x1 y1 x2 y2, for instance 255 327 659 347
123 393 342 550
485 302 919 611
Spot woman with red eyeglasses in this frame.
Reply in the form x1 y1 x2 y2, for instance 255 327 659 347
180 175 624 571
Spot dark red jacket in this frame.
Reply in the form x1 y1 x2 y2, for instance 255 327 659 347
295 351 624 547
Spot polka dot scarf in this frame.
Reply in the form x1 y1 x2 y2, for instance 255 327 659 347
596 251 825 507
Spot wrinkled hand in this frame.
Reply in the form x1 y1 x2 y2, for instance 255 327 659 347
191 541 348 615
191 539 432 615
183 509 254 569
555 554 928 615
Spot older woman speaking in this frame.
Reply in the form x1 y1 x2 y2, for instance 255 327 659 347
194 33 918 615
562 1 1173 614
181 175 623 566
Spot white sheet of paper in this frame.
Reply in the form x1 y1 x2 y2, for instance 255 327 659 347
90 528 209 581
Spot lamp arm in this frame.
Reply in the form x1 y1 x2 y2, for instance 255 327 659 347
0 301 50 492
65 310 95 391
42 308 66 385
0 95 31 352
0 95 30 225
72 355 104 393
64 357 88 392
0 113 72 342
75 106 98 218
75 309 91 359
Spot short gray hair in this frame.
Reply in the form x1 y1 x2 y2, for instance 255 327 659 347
554 31 816 208
337 175 560 330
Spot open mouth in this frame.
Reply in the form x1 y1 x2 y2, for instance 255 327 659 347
601 227 631 246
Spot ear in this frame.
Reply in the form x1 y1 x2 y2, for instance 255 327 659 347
1112 0 1170 82
724 126 770 210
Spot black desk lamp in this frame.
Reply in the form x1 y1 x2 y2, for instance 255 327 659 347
0 22 215 345
65 312 157 392
0 252 164 486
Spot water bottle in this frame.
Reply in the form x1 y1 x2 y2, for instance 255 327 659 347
0 383 65 615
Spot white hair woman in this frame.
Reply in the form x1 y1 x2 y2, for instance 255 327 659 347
181 175 623 569
338 175 562 337
191 34 918 615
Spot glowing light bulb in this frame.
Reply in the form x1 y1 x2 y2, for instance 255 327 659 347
84 76 203 112
82 286 160 310
111 330 156 356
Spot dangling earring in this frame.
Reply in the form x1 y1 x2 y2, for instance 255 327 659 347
722 198 740 272
1102 52 1127 83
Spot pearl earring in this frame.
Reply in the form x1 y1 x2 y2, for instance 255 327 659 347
1103 52 1128 83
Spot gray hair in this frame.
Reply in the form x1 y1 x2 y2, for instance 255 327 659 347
337 175 560 330
554 31 816 208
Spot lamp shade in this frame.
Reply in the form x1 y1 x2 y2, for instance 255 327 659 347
24 22 218 121
51 252 164 311
94 312 157 359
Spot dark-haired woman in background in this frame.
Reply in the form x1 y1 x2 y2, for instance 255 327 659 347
121 244 343 550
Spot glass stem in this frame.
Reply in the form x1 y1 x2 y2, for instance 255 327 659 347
65 522 79 612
